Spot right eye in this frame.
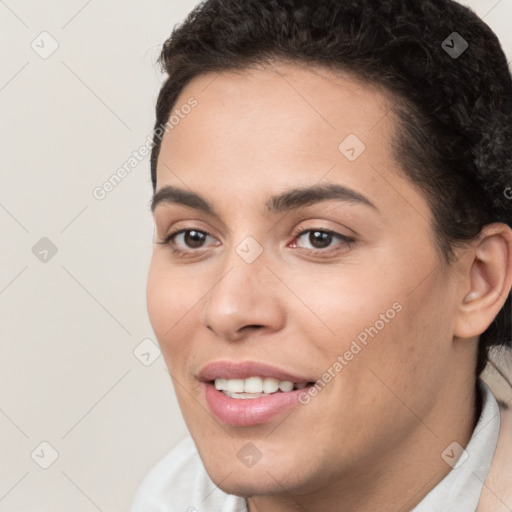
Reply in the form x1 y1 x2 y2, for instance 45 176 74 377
157 228 220 255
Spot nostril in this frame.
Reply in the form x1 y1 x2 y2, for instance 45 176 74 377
243 325 264 331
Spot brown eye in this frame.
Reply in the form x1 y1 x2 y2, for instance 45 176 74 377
293 229 355 253
181 230 208 249
307 231 333 249
158 229 217 252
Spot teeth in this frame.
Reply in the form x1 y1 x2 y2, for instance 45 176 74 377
278 381 294 392
245 377 263 393
214 378 227 391
262 378 280 393
213 377 308 394
224 391 271 399
226 379 244 393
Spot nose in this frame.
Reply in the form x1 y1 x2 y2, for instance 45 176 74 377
201 249 286 342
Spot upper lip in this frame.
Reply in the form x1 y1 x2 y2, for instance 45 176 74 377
198 360 315 383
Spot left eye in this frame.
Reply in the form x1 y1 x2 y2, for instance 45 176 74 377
292 229 354 251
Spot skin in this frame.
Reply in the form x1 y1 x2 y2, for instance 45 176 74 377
146 61 512 511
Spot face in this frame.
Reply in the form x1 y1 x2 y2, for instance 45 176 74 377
146 62 466 499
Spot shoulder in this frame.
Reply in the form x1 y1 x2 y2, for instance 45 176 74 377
477 399 512 512
130 435 246 512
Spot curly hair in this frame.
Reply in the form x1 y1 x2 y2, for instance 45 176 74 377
150 0 512 378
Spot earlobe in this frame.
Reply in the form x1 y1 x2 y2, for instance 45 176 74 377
454 223 512 339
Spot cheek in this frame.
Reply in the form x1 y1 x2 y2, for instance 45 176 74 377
146 256 200 357
146 259 171 339
294 249 449 383
286 262 406 354
352 269 455 404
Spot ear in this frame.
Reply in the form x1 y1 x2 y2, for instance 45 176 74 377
454 223 512 339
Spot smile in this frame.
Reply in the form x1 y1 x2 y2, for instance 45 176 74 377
214 376 309 398
199 361 317 426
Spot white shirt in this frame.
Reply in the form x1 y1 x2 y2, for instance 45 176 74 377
130 380 500 512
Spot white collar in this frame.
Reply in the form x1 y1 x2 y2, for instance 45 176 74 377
411 379 501 512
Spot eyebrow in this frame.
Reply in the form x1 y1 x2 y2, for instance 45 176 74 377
150 183 378 215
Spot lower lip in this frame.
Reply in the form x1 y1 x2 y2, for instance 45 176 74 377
204 382 310 427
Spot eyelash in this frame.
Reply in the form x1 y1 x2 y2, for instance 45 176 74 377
156 227 355 258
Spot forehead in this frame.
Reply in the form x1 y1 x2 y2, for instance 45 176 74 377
166 62 394 148
154 61 432 229
157 62 395 176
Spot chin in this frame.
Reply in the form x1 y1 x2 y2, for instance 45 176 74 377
213 473 290 498
201 454 314 498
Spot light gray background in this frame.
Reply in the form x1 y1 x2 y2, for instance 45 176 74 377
1 1 511 511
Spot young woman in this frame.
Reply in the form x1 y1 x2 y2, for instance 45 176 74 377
132 0 512 510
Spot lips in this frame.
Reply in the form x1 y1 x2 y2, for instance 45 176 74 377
198 360 317 427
